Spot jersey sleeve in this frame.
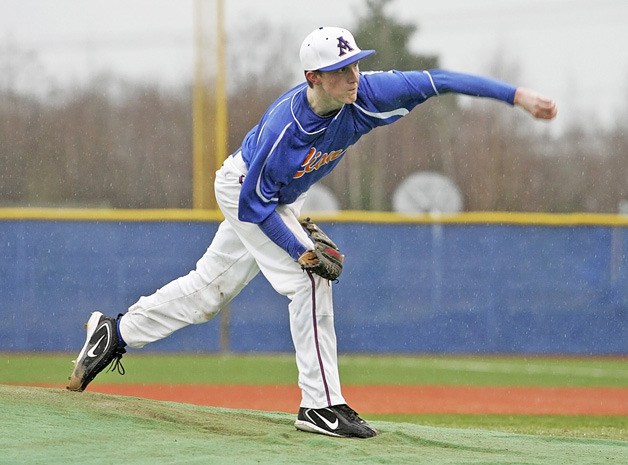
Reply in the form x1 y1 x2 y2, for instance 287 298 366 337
237 123 309 260
258 210 308 260
359 69 516 114
427 69 517 104
358 70 440 112
238 122 297 224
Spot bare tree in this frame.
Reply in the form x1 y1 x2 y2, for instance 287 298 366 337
1 8 625 214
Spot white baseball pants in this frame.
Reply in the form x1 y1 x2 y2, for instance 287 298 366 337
118 152 346 409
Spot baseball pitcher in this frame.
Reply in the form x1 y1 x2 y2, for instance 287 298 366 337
67 26 556 438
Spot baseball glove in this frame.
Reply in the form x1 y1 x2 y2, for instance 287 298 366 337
298 218 344 281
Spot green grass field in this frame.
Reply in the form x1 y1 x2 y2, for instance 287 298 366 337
2 353 627 464
4 353 627 386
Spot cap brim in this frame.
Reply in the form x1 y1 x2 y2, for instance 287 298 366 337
318 50 375 72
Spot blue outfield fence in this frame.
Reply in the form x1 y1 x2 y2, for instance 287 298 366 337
1 210 626 355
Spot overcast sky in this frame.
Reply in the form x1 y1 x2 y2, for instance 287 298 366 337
2 0 627 132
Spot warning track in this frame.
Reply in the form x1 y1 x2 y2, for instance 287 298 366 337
83 384 628 415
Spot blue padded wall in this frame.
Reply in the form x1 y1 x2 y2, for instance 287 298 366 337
1 220 626 354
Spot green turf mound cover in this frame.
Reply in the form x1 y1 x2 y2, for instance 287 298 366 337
2 385 626 465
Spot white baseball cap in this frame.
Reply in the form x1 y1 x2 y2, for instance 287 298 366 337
300 27 375 72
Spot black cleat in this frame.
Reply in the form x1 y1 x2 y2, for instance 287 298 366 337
295 404 378 438
67 311 126 392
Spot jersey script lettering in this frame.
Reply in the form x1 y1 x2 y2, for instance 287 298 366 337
294 147 344 179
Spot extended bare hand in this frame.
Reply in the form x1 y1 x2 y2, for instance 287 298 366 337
514 87 557 120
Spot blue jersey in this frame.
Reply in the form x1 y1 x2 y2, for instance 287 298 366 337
235 69 516 259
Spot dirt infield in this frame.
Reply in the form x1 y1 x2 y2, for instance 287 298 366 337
81 384 628 415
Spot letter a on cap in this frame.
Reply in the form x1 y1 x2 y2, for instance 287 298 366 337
336 36 354 57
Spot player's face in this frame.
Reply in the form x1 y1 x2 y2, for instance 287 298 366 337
319 62 360 106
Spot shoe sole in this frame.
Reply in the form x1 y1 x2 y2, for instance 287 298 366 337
294 419 343 437
66 311 103 392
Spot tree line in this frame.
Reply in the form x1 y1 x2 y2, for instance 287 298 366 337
1 0 626 213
